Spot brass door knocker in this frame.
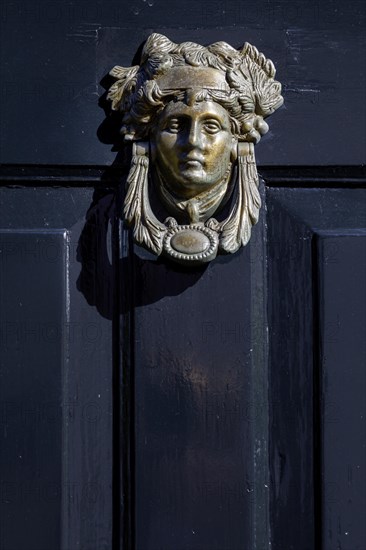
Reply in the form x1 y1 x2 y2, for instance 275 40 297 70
107 33 283 265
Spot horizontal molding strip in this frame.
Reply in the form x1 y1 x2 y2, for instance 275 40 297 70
0 164 365 187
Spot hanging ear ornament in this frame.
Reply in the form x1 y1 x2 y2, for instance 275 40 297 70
123 142 165 255
107 33 283 265
207 143 261 254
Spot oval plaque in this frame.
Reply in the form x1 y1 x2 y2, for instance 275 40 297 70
170 230 210 255
163 224 219 265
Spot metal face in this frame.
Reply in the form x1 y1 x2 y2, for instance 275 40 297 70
151 99 236 200
107 33 284 265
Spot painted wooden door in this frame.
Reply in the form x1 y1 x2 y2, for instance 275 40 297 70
1 1 365 548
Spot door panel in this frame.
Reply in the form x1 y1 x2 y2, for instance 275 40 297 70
0 172 365 549
1 1 365 165
119 184 270 550
0 187 115 550
317 233 366 549
0 230 66 550
133 249 254 549
267 187 366 550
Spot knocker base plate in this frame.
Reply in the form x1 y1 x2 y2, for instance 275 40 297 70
163 223 219 265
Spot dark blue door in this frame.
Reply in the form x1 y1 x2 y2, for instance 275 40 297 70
1 2 365 548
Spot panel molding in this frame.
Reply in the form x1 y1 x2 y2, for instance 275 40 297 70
0 164 365 187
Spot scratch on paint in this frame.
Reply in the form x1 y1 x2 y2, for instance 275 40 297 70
67 23 101 43
285 87 320 93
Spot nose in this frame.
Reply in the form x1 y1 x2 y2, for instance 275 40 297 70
186 120 202 149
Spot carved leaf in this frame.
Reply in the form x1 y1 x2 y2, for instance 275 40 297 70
227 65 256 113
107 65 139 111
124 152 165 254
207 42 241 69
141 33 177 62
242 43 276 78
218 151 261 253
241 42 283 117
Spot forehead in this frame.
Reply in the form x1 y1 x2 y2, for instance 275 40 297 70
158 100 231 123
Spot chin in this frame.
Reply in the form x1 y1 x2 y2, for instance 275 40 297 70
179 171 210 185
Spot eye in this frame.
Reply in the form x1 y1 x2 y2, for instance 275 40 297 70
165 118 181 133
202 119 222 134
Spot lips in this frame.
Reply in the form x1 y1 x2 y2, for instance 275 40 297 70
180 155 204 169
184 160 202 168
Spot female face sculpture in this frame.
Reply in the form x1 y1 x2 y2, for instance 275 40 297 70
107 33 283 265
152 97 235 199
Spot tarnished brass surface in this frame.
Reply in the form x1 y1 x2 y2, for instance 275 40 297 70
107 33 283 265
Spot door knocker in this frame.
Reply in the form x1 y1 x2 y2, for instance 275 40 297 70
107 33 283 265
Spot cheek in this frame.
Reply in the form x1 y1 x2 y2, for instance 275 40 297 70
205 135 232 167
155 134 179 164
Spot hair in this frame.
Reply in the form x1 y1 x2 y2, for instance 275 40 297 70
107 33 283 144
